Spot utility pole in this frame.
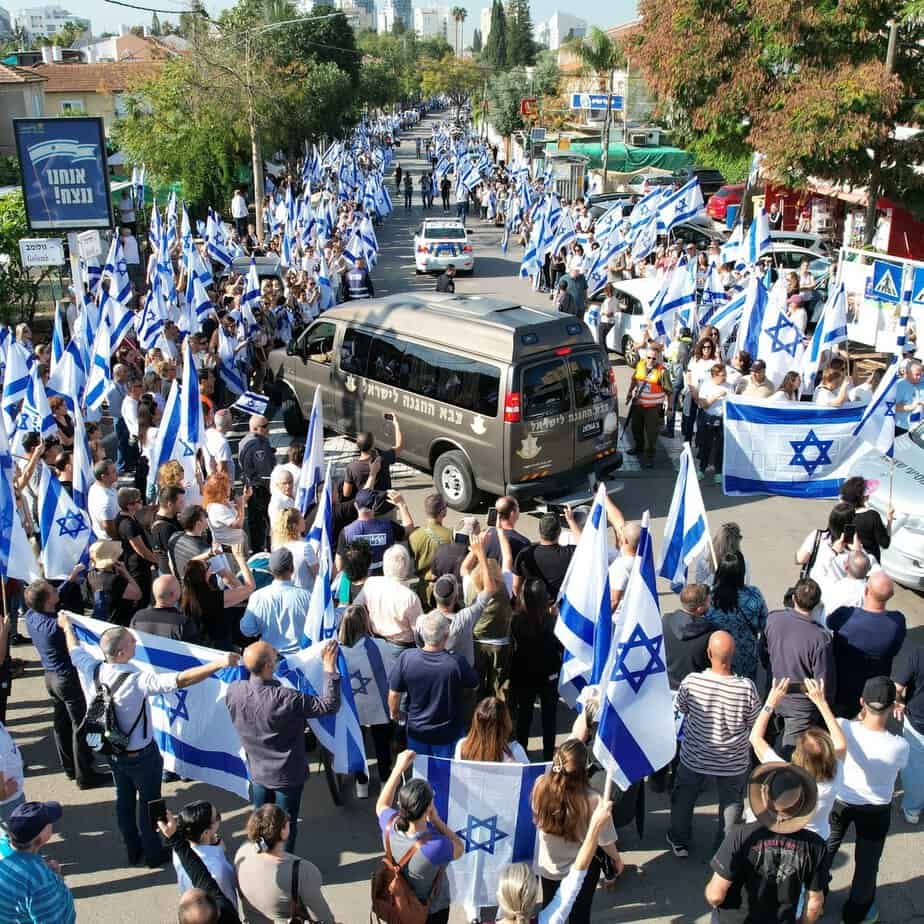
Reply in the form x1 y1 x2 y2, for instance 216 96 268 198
245 34 266 245
863 19 898 246
601 68 613 192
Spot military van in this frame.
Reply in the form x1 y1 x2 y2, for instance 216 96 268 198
267 293 621 510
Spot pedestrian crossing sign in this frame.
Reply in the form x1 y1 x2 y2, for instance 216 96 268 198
871 259 902 303
912 267 924 305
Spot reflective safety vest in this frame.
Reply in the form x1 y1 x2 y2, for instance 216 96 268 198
632 360 668 408
345 268 371 299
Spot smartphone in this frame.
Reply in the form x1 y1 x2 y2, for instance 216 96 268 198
148 798 167 828
453 531 470 548
487 508 498 527
383 412 394 421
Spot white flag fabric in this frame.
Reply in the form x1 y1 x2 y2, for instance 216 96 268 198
593 512 675 790
658 443 710 587
852 360 899 457
341 637 397 727
800 281 847 386
296 386 325 514
723 396 871 498
414 756 548 909
38 462 91 579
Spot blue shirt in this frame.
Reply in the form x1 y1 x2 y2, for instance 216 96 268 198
0 848 76 924
24 609 72 675
239 580 310 653
894 378 924 429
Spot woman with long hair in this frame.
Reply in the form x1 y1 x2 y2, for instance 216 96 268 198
682 337 720 442
838 474 893 561
170 800 237 909
494 800 613 924
692 522 748 585
464 550 513 702
181 550 254 648
769 370 803 403
374 750 463 924
705 553 768 681
338 603 395 792
509 579 562 761
234 804 335 923
531 739 622 923
795 501 862 587
270 507 318 592
203 472 250 548
455 697 527 763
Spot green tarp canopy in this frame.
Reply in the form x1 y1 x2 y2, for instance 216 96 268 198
545 142 693 172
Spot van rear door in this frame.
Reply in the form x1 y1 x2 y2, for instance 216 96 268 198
566 349 617 472
508 356 574 485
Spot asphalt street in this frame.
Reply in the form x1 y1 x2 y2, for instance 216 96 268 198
9 114 924 923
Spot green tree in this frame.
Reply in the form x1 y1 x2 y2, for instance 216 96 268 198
0 193 55 324
505 0 536 67
420 54 481 111
487 66 527 137
482 0 507 67
634 0 924 225
50 20 87 46
471 28 482 54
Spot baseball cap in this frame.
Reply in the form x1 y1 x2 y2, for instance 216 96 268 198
433 575 457 601
354 489 380 511
268 547 294 576
424 493 447 517
7 801 62 845
862 676 896 713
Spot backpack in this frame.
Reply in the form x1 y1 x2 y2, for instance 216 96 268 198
370 819 443 924
78 664 147 756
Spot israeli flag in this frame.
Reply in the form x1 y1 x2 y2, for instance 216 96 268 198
801 281 847 385
137 285 165 353
205 213 233 269
555 485 614 708
658 443 710 588
296 386 325 514
852 360 899 457
0 418 39 582
341 637 397 727
103 286 135 351
630 213 658 264
71 405 94 512
217 328 245 396
176 339 202 487
657 178 704 233
414 756 548 910
723 396 869 498
51 302 66 372
701 264 726 310
593 511 675 790
146 381 181 497
230 391 269 416
720 222 743 267
317 252 335 311
702 286 746 342
742 209 771 266
303 464 336 646
38 462 91 580
83 313 112 412
648 265 696 338
735 275 804 387
16 362 56 438
1 333 30 416
627 187 663 238
101 235 132 307
46 337 86 413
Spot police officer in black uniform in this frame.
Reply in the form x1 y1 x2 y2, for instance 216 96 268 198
237 414 275 552
343 257 375 301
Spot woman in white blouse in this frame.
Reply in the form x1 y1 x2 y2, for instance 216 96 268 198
769 371 802 402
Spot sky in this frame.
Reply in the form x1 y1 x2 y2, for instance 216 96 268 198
40 0 637 43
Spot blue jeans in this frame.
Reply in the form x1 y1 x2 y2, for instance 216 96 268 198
902 721 924 815
669 761 747 852
406 734 456 759
109 740 164 862
250 781 304 852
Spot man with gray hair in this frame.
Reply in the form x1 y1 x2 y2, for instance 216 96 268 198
205 409 234 481
357 544 422 650
822 549 872 618
388 608 478 758
57 613 237 867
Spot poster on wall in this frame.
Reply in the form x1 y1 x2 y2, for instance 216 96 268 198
13 117 113 230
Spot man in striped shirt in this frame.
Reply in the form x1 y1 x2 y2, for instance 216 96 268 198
667 630 761 858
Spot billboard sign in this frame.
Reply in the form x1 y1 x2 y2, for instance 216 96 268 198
13 117 113 230
18 238 65 267
570 93 624 111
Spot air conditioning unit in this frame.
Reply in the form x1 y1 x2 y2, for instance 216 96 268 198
629 132 649 147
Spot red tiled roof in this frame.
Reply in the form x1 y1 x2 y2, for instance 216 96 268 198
0 62 47 84
27 61 162 93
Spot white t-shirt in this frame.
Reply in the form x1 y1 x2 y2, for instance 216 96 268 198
768 390 798 403
204 429 234 480
207 502 244 546
453 738 529 763
88 482 118 540
698 380 731 418
0 721 24 808
283 539 318 593
837 718 909 806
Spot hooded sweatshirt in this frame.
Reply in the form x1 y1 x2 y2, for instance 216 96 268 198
663 608 714 690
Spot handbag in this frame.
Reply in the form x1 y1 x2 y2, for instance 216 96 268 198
799 529 826 581
288 858 315 924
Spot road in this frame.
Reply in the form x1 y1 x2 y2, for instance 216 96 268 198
11 114 924 924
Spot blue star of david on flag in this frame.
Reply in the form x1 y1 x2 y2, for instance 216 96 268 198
763 315 801 357
456 815 508 855
56 510 88 539
350 669 372 696
152 689 190 724
178 438 196 458
788 429 834 476
885 400 895 418
609 623 666 694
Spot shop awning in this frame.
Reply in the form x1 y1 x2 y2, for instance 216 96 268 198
545 142 693 172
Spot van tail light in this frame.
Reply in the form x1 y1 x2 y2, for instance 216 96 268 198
554 346 571 356
417 245 429 254
503 392 521 423
462 244 473 253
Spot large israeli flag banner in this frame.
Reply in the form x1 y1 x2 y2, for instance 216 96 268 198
723 396 870 498
593 512 675 790
341 637 397 727
69 614 368 792
414 756 548 909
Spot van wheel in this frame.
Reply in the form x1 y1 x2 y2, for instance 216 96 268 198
622 336 639 367
282 396 306 437
433 450 478 511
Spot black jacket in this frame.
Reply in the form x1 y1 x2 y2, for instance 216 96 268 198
662 609 714 690
436 272 455 293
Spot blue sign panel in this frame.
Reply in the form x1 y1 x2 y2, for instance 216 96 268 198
870 259 902 304
911 266 924 306
570 93 624 111
13 117 113 230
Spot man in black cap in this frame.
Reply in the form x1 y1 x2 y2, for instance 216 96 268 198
706 763 826 923
436 264 456 293
825 676 910 924
0 801 75 921
335 489 414 575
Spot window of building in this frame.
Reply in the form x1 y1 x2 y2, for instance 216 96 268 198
60 100 85 114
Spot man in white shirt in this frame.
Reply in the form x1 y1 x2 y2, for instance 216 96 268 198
821 550 871 620
88 460 119 540
231 189 249 236
608 521 641 626
205 409 234 482
121 378 143 447
825 677 910 924
58 615 237 867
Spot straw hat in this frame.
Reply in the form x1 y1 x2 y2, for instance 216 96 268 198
90 540 123 571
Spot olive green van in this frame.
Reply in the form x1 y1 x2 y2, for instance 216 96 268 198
267 293 621 511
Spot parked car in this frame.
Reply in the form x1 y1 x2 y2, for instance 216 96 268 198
706 183 745 222
669 218 729 249
768 231 832 256
673 166 727 198
760 245 832 321
625 172 676 195
587 195 634 224
599 278 661 366
221 255 283 282
413 219 474 274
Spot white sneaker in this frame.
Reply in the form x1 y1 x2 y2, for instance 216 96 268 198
355 780 370 799
903 809 920 824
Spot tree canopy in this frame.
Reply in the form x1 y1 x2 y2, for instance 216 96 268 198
482 0 507 68
420 55 482 108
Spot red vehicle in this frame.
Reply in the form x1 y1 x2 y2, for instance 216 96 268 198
706 183 745 221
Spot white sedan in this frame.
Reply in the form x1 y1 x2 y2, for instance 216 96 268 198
413 219 474 274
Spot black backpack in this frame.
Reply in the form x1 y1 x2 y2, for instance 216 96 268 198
78 664 146 756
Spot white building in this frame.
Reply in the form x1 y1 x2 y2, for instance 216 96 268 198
534 11 586 50
414 6 449 38
376 0 411 32
13 5 89 41
0 7 12 37
479 5 491 41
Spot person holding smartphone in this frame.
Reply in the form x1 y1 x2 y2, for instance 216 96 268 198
341 420 403 510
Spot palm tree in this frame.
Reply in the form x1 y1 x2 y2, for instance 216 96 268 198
568 27 625 186
450 6 468 57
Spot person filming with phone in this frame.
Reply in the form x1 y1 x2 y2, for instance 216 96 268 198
341 418 403 513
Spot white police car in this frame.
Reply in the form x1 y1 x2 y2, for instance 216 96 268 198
413 219 474 274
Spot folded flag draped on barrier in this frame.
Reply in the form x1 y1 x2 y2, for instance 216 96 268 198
414 756 549 910
69 614 368 795
722 396 870 498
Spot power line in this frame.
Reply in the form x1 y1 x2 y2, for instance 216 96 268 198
104 0 204 13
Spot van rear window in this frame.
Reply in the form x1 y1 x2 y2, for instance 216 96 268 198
353 331 500 418
522 359 571 420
